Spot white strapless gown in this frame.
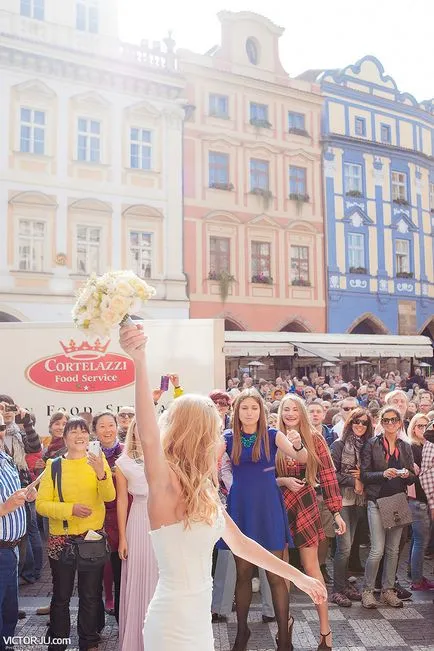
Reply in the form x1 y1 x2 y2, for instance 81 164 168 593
143 510 226 650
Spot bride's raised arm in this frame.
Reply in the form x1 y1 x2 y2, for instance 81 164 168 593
119 324 171 490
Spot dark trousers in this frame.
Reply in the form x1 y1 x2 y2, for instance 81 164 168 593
0 548 19 651
48 557 103 651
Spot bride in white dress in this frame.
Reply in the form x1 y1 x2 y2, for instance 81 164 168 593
120 324 327 651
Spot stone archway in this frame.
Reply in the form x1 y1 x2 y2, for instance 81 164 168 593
347 313 389 335
224 318 244 331
280 320 311 333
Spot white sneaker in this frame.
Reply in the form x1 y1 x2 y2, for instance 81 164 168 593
252 577 260 593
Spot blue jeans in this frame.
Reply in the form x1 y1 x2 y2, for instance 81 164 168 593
21 501 43 582
408 500 430 583
364 501 403 591
333 505 366 593
0 547 19 651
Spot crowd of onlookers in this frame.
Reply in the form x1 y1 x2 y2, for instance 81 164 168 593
0 366 434 651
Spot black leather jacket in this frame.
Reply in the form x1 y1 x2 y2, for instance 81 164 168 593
360 434 415 502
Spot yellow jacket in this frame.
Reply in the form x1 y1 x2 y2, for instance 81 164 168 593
36 456 115 536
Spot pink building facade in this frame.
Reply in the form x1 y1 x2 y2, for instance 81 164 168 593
179 11 326 333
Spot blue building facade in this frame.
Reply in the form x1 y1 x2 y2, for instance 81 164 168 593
314 57 434 336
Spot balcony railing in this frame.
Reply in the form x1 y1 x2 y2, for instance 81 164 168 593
0 10 177 70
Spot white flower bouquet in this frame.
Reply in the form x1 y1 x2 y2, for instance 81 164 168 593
72 270 155 336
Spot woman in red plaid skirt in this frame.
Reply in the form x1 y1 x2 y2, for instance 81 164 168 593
276 395 346 651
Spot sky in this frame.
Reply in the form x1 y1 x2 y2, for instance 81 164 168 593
119 0 434 102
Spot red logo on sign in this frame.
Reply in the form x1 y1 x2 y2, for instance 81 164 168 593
26 338 134 393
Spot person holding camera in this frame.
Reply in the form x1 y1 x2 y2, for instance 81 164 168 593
0 411 37 651
36 417 115 651
360 406 415 609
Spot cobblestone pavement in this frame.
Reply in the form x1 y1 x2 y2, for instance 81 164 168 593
17 551 434 651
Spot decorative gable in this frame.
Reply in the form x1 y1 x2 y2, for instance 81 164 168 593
391 212 417 233
342 206 373 226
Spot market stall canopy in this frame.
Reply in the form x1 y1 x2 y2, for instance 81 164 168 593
224 332 433 360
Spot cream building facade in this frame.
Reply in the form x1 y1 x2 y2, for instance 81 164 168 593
0 0 188 322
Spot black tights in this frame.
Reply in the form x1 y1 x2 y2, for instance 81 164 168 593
233 553 289 650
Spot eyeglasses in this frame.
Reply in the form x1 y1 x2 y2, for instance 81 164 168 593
118 413 134 419
381 416 400 425
216 401 229 408
353 419 369 426
415 423 427 430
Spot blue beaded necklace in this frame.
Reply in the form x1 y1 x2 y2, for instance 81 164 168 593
241 432 257 448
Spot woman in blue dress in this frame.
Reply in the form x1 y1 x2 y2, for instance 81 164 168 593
223 388 308 651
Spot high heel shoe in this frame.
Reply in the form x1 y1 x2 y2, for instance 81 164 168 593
275 615 294 650
231 628 250 651
317 631 332 650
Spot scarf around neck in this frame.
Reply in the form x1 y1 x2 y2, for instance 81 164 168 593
341 433 366 506
3 422 28 471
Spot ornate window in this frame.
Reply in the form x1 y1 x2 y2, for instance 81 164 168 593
395 239 410 274
76 225 101 274
251 241 271 280
129 231 152 279
210 236 230 275
76 1 99 33
348 233 365 269
250 159 269 191
20 0 44 20
18 219 46 271
77 118 101 163
291 246 309 283
209 152 229 186
20 108 45 155
344 163 363 194
130 128 151 170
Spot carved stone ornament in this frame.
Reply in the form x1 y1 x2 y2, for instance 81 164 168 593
55 252 67 266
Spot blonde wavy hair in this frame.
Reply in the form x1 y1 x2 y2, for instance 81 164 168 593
123 418 142 459
275 394 323 486
160 394 222 527
407 412 429 446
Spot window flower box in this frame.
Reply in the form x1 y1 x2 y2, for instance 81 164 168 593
209 182 234 191
346 190 363 198
291 278 311 287
288 127 309 137
208 270 235 301
349 266 367 274
250 118 272 129
396 271 414 279
251 274 273 285
289 192 309 202
393 197 410 206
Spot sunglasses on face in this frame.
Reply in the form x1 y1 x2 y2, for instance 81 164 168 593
216 401 229 408
342 406 354 412
381 416 400 425
119 413 134 419
353 418 369 426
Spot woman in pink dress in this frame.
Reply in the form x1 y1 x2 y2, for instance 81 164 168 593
116 419 158 651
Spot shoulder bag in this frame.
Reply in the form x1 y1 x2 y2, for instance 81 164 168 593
376 492 412 529
51 457 110 570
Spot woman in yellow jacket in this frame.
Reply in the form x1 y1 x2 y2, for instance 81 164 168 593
36 416 115 651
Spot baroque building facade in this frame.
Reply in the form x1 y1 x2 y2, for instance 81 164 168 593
179 11 326 333
300 57 434 337
0 0 188 322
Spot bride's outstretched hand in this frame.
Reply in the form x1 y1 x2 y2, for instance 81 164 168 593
292 573 327 605
119 324 148 360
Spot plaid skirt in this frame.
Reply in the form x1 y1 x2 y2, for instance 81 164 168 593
283 484 325 548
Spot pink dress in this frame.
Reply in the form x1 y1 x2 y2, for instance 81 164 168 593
116 454 158 651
